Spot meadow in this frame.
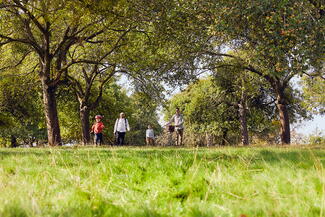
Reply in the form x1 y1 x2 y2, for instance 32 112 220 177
0 146 324 217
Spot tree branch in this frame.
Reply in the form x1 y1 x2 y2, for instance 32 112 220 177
0 63 39 79
302 71 325 80
12 0 46 34
0 34 43 55
0 51 32 72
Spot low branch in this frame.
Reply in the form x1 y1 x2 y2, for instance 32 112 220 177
89 69 115 110
0 63 39 79
85 40 104 44
12 0 46 34
96 28 132 63
0 34 29 45
0 34 43 55
52 26 72 58
67 74 85 97
202 50 242 60
0 51 32 72
302 71 325 80
244 65 275 84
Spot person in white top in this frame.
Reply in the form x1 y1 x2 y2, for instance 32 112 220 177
146 124 155 146
114 112 130 145
166 107 184 146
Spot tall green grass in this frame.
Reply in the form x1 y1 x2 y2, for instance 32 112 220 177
0 147 324 217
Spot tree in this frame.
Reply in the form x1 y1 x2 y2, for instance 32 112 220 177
56 79 132 144
67 61 117 145
208 0 324 144
164 78 240 146
65 16 163 144
301 76 325 115
212 58 275 145
152 0 324 144
0 0 121 145
0 75 46 147
127 92 163 145
165 74 307 146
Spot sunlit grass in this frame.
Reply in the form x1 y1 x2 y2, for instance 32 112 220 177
0 146 324 217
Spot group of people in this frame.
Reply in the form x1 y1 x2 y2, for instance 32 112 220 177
90 108 184 146
90 112 130 146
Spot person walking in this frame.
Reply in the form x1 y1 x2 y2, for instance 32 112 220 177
113 112 130 146
146 124 155 146
91 115 105 146
166 107 184 146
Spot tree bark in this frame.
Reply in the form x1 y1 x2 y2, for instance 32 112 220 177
238 104 249 146
80 107 91 145
275 83 291 144
221 129 228 146
238 86 249 145
41 79 62 146
70 65 114 145
38 24 63 146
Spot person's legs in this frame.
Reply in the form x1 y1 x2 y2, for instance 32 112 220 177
177 129 184 146
147 138 154 146
121 132 126 145
146 137 150 146
98 133 103 146
117 132 122 145
115 132 119 145
118 132 126 145
168 132 173 146
94 134 97 145
94 133 102 146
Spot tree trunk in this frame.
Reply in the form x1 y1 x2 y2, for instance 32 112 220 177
239 90 249 145
238 105 249 145
41 80 62 146
205 132 213 147
221 129 228 146
80 107 91 145
275 83 291 144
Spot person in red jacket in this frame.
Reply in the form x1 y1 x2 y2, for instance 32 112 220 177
91 115 105 146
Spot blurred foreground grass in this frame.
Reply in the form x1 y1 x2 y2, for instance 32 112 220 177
0 146 324 217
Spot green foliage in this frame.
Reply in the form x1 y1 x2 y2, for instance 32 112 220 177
308 131 325 145
56 85 81 142
301 76 325 114
165 76 279 145
126 92 163 145
148 0 324 144
56 80 133 143
210 0 324 72
0 147 323 216
0 75 46 147
93 82 134 144
212 57 279 139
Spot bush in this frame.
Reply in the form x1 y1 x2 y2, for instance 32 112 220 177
308 133 325 145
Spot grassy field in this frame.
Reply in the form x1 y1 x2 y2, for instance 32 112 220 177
0 146 324 217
